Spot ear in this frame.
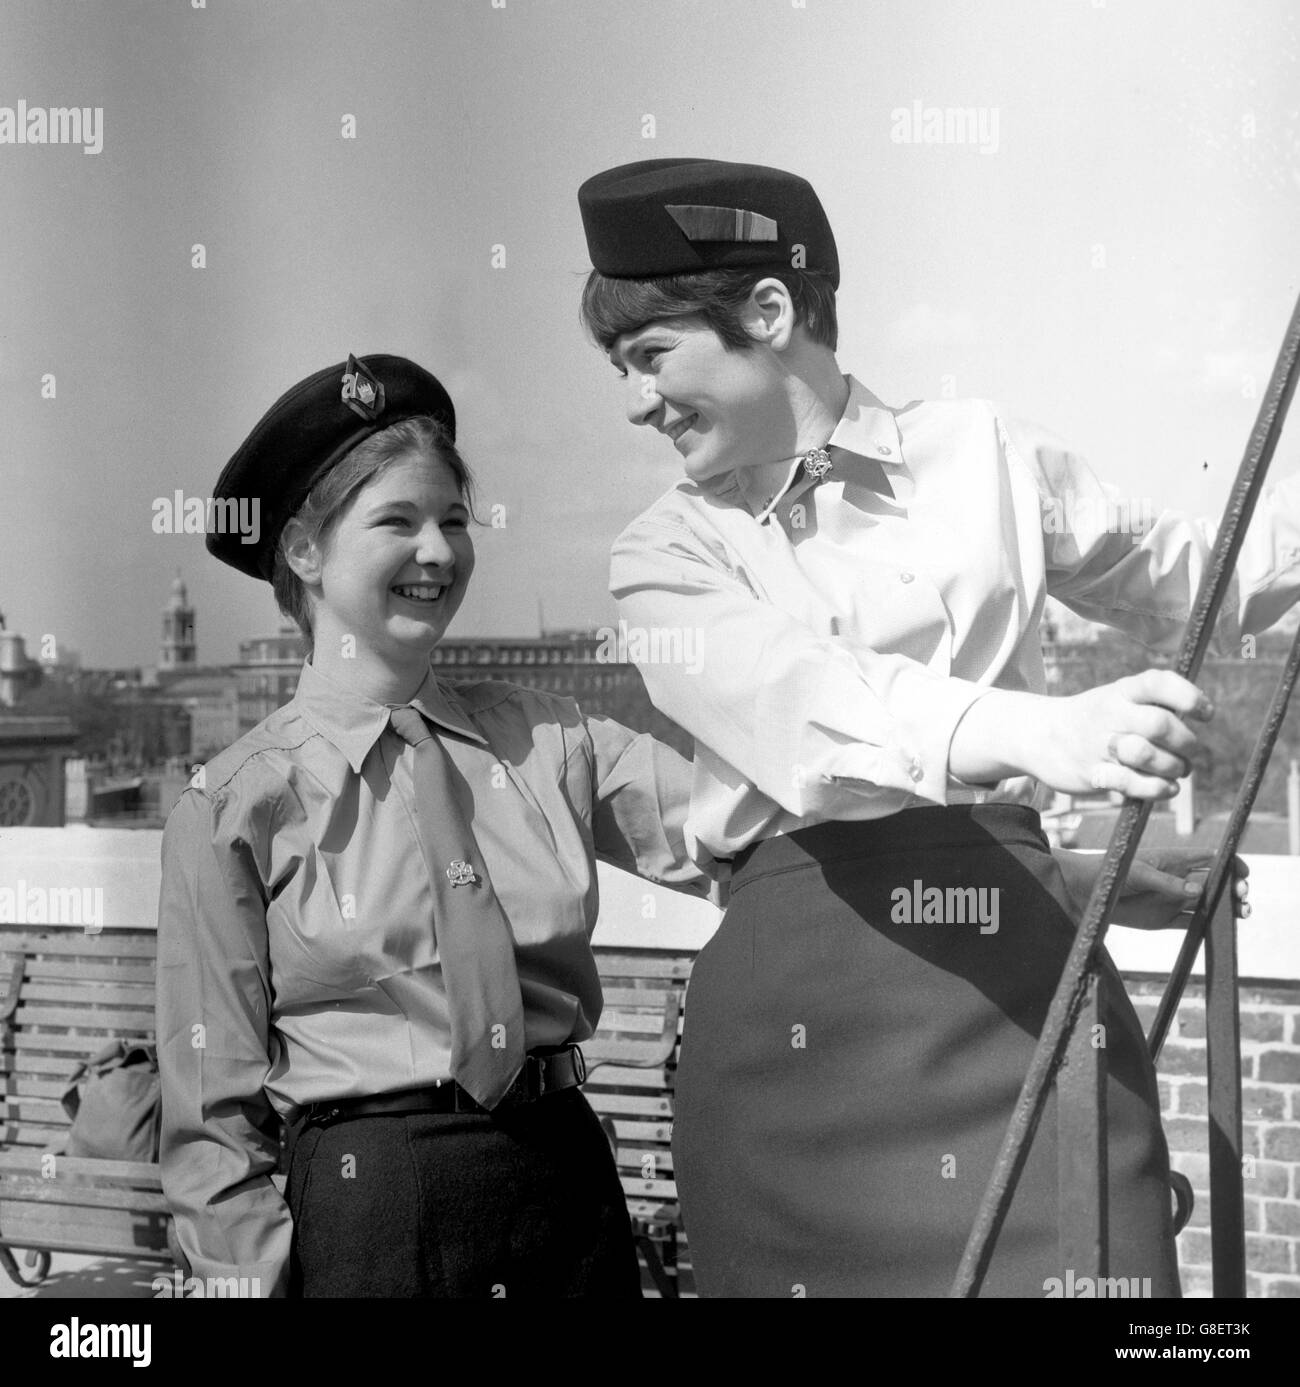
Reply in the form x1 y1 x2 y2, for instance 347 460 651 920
745 277 797 351
280 516 324 586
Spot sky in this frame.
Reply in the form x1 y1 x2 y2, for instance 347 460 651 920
2 0 1299 668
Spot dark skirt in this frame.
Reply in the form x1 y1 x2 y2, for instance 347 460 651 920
672 804 1180 1298
285 1088 641 1297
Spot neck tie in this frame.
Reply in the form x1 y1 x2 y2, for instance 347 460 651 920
388 704 526 1110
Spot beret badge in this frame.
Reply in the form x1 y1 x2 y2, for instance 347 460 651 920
341 353 385 421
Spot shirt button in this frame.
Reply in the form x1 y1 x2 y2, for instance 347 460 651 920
878 444 892 456
908 756 924 782
900 570 914 584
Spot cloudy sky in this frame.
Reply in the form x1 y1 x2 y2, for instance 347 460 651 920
3 0 1299 668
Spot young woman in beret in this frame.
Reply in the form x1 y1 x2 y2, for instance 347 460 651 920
155 353 718 1298
575 157 1278 1298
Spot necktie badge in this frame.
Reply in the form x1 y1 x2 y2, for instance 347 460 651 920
802 446 834 481
341 354 385 421
447 860 478 888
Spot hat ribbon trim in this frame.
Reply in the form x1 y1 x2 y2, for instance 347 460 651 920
664 203 778 243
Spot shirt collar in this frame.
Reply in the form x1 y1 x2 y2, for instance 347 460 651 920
293 658 487 773
707 375 904 522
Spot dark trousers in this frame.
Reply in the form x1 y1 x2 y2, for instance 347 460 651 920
285 1087 641 1298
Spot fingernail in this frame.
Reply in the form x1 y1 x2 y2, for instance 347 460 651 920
1184 881 1200 894
1199 698 1216 719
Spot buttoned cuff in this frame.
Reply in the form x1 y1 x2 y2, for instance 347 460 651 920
819 672 992 806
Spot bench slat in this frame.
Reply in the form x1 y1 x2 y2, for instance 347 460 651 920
582 1064 670 1089
592 953 691 979
0 1099 68 1123
0 1151 161 1182
24 961 156 984
8 1033 151 1056
0 934 158 958
6 1079 72 1100
3 1050 85 1074
1 1124 71 1148
21 982 156 1006
585 1045 675 1070
595 1010 675 1036
14 1005 157 1031
0 1214 171 1259
610 1118 674 1143
619 1175 677 1200
0 1198 169 1240
600 987 672 1008
587 1092 674 1117
615 1146 675 1173
0 1179 170 1212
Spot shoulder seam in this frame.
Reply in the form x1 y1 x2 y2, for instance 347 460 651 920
197 730 320 796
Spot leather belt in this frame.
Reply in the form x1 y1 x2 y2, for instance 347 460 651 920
301 1045 587 1127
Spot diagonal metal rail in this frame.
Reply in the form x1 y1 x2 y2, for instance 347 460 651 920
950 288 1300 1297
1148 624 1300 1061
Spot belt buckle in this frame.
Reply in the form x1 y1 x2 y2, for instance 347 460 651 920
526 1052 546 1100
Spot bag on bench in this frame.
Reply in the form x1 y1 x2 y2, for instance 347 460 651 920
60 1039 162 1163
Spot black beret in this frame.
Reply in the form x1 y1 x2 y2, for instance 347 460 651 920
207 354 456 581
578 157 838 288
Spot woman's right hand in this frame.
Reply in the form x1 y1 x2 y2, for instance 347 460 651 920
951 670 1214 800
1023 670 1213 800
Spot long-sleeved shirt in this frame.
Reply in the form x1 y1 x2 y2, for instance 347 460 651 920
609 375 1300 860
156 658 711 1296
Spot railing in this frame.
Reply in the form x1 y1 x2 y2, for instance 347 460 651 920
952 290 1300 1297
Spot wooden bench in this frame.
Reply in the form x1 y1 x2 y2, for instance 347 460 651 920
0 926 171 1287
585 947 694 1298
1 925 698 1296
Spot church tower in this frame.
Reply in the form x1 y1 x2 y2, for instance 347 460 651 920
161 573 197 671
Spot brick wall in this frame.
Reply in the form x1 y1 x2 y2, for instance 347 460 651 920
1126 976 1300 1298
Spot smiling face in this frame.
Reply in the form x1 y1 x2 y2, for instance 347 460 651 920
294 452 474 690
607 315 802 481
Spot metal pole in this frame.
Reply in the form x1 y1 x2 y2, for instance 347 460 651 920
1057 973 1108 1280
1149 621 1300 1059
1205 887 1246 1296
951 289 1300 1297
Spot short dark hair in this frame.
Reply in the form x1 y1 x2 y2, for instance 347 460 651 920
271 415 475 653
579 266 838 353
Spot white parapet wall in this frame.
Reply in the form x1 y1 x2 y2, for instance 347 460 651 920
0 826 1296 981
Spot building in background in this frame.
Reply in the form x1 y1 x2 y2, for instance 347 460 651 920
159 573 197 673
0 614 43 708
234 624 308 735
161 671 240 761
